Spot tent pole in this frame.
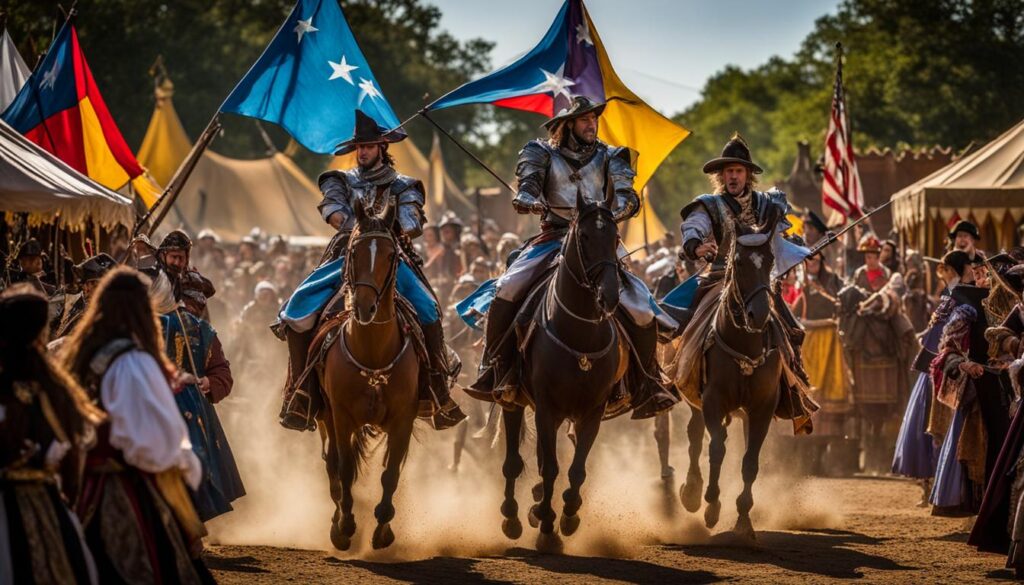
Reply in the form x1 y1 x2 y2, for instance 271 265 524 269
135 114 221 239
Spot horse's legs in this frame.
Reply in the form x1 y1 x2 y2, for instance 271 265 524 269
560 408 601 537
654 411 673 479
531 405 561 544
451 411 469 471
319 414 346 551
702 398 727 530
500 407 525 540
372 417 414 550
734 407 771 540
680 404 705 513
330 415 358 551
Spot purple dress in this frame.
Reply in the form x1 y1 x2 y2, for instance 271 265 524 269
891 372 938 478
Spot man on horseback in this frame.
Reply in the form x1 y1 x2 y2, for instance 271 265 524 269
471 95 678 419
277 109 467 432
672 133 817 432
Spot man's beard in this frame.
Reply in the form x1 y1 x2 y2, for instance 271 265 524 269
164 263 185 278
358 154 382 171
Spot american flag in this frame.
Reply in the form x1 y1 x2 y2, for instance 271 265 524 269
821 45 863 221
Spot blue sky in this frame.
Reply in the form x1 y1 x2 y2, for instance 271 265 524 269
430 0 841 116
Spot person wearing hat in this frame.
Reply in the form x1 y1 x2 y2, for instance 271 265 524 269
155 230 217 320
277 109 466 431
853 234 890 292
669 132 816 433
466 94 679 419
0 284 105 584
949 219 981 256
52 252 117 339
432 211 466 304
8 238 54 294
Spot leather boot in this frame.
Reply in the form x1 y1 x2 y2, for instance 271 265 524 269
615 309 679 420
280 327 317 431
470 298 519 395
421 320 467 430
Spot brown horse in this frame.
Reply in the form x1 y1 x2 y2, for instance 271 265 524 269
317 199 419 551
683 206 785 541
499 190 628 551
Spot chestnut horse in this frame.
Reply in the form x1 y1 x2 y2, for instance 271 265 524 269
499 190 628 551
317 199 419 551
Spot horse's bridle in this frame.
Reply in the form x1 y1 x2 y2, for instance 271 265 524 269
344 229 399 324
559 205 620 319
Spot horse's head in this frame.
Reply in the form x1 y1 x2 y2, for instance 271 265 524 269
726 204 781 332
346 197 399 325
565 188 620 316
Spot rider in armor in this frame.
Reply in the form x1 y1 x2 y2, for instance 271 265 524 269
470 95 679 419
671 133 817 433
277 109 467 431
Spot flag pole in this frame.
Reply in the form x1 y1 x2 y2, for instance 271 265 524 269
418 109 516 194
133 114 221 238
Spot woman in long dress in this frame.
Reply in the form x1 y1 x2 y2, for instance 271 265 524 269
0 285 103 584
63 268 214 584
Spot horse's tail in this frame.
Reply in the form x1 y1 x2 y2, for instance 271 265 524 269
349 425 380 480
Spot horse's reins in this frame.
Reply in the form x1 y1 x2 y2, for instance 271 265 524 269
541 204 620 371
344 230 400 325
714 235 776 376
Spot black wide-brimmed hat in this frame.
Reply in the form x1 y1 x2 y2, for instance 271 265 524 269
804 210 827 234
948 219 980 241
940 250 972 277
702 133 764 175
334 109 407 156
17 238 43 259
75 253 117 283
542 95 606 130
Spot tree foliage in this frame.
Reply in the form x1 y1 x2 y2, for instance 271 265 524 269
651 0 1024 216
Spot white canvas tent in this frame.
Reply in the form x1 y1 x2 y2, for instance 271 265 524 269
891 118 1024 255
0 118 134 229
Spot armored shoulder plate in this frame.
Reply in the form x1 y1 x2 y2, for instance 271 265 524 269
391 174 426 205
88 338 139 380
517 139 554 168
679 194 721 222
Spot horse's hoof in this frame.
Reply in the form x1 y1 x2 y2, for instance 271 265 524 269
532 482 543 502
371 523 395 550
528 504 541 528
680 479 704 513
502 517 523 540
732 516 756 544
704 500 721 529
560 513 580 537
330 524 352 551
536 531 564 555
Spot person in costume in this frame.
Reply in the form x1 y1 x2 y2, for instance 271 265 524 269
150 266 243 522
792 251 850 466
0 285 103 584
62 268 213 584
7 238 55 295
465 95 678 419
276 109 467 431
52 253 117 340
949 220 982 285
891 251 970 503
155 231 217 321
666 132 816 432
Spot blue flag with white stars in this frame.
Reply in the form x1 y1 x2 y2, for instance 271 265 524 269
221 0 404 154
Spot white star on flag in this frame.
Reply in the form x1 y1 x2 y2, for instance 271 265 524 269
536 68 575 102
40 60 61 91
293 16 318 44
575 23 593 46
328 55 359 84
357 77 382 105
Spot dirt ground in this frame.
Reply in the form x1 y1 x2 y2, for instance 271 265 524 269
204 475 1017 584
202 343 1015 584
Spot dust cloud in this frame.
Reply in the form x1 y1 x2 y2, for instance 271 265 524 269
207 336 842 560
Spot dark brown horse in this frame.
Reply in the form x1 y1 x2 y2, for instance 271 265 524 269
683 207 784 541
317 199 419 551
499 190 628 551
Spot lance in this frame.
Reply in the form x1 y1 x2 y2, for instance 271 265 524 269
776 200 893 276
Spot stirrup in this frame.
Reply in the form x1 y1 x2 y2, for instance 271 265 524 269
280 388 316 432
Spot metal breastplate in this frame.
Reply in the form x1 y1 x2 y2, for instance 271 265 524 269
542 149 608 220
338 173 392 233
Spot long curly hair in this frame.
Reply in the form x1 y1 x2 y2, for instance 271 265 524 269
63 267 175 385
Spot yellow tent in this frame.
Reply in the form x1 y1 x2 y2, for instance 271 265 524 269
329 133 473 223
137 75 333 242
619 187 670 259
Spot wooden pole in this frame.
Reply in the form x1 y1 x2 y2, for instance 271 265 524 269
135 114 221 238
418 110 516 195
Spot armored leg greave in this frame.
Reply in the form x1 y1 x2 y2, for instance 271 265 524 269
280 327 317 431
421 320 467 430
471 298 520 396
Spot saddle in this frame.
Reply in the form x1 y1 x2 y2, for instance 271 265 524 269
298 296 429 409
